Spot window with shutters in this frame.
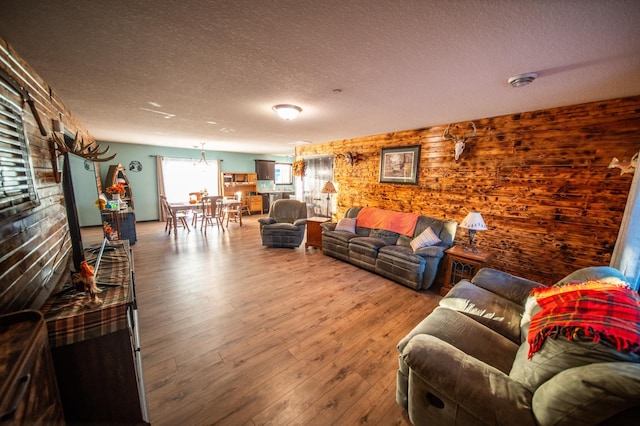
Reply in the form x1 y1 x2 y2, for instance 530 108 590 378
0 93 40 220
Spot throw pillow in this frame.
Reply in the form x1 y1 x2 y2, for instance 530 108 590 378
410 227 441 252
335 217 356 233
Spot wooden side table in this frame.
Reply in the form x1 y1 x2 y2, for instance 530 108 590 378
306 217 330 249
440 245 493 296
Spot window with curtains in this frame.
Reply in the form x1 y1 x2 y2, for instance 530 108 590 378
0 93 40 220
161 157 219 201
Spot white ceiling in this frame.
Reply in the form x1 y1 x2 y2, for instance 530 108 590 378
1 0 639 155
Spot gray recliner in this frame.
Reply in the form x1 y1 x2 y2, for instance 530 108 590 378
258 199 307 248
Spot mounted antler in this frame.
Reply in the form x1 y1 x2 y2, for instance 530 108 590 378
50 131 116 162
443 122 477 161
336 151 362 166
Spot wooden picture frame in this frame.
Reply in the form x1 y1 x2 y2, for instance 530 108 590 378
379 145 420 184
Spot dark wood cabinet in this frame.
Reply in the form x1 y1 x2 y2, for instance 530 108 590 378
305 217 330 250
40 241 148 424
440 245 493 296
0 310 64 425
255 160 275 180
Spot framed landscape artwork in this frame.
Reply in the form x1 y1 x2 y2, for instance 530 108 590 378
379 145 421 184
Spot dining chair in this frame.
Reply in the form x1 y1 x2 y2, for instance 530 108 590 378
188 192 203 227
235 191 251 216
224 196 243 226
161 195 190 234
201 196 225 234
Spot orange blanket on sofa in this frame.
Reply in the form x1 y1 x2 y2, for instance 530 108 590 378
356 207 419 237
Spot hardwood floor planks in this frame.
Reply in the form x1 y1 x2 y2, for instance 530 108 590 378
81 215 440 425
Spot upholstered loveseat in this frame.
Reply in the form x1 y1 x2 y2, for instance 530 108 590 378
321 207 457 290
397 266 640 425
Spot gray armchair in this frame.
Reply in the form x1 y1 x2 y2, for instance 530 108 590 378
258 199 307 248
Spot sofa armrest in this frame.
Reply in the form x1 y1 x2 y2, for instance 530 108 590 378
413 245 446 259
471 268 544 306
293 218 307 226
532 362 640 426
403 334 536 425
258 217 276 226
320 222 336 232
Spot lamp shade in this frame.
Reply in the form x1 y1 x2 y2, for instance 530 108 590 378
320 181 337 194
273 104 302 120
459 212 487 231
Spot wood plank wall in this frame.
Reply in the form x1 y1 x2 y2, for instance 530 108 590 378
0 39 94 313
297 96 640 285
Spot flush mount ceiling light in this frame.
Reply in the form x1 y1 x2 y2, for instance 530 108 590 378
508 72 538 88
273 104 302 120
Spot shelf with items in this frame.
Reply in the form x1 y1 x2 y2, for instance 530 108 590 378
105 163 135 210
221 172 258 205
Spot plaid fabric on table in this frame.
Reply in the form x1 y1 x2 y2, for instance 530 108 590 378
40 241 133 347
527 280 640 358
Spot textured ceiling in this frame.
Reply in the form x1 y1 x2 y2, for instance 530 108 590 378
1 0 639 155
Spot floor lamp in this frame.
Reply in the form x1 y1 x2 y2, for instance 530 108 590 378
320 181 337 218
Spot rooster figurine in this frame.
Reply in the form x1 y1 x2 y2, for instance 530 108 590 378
79 260 103 306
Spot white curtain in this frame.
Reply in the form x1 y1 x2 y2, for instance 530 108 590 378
159 157 220 202
610 167 640 291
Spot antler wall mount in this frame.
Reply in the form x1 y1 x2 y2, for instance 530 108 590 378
336 151 363 166
49 124 116 182
443 122 477 161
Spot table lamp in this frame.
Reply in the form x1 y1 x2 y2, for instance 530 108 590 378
459 212 487 252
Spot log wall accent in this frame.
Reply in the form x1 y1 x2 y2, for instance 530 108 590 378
297 96 640 285
0 38 94 313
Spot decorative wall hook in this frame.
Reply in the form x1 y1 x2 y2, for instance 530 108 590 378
337 151 362 166
608 152 638 175
443 122 477 161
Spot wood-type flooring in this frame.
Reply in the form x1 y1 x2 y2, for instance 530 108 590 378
82 215 441 425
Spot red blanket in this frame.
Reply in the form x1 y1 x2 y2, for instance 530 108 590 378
356 207 419 237
527 281 640 358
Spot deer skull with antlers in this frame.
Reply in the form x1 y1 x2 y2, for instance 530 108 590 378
443 122 477 161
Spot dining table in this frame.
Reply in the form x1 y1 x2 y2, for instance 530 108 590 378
168 198 241 235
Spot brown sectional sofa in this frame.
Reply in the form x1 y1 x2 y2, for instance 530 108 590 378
320 207 457 290
397 266 640 425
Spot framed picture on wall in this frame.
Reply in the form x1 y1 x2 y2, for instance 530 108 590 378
379 145 421 184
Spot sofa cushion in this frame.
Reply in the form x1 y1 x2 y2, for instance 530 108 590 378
440 280 524 343
471 268 544 306
379 245 424 263
410 227 441 252
532 363 640 425
369 229 400 245
349 236 388 250
554 265 629 287
322 230 358 243
509 337 640 393
335 217 356 233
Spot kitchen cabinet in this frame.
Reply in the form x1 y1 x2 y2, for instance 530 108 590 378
221 173 258 215
255 160 275 180
249 195 263 214
0 310 64 424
